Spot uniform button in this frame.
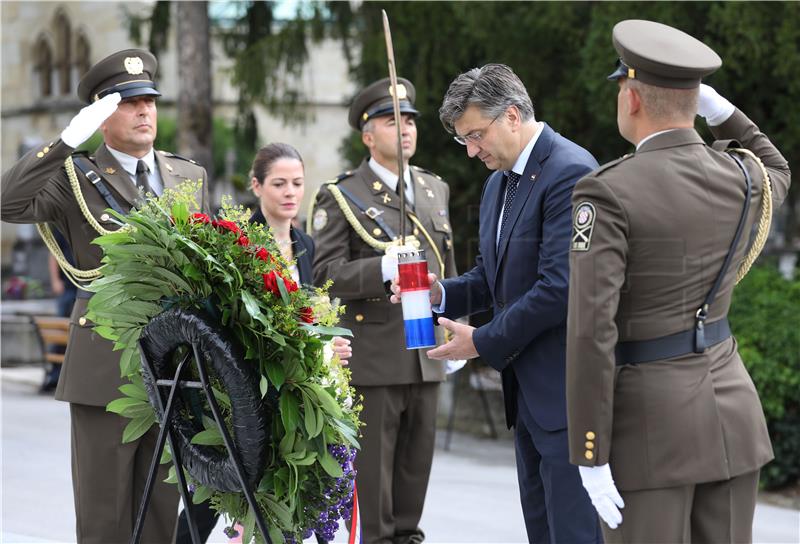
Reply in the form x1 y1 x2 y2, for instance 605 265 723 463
585 431 596 440
355 314 364 322
43 146 50 153
78 317 87 326
36 152 44 158
585 441 594 449
372 228 381 236
585 451 594 460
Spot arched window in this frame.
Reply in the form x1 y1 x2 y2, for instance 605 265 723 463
53 10 72 95
34 35 53 98
74 32 90 87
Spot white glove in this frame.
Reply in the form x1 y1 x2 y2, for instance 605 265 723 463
381 244 415 283
60 93 122 148
697 84 735 127
579 464 625 529
445 359 467 374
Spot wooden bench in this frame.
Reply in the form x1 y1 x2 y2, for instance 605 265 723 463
32 316 70 364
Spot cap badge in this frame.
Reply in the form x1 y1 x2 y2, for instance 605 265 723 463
124 56 144 75
571 202 596 252
389 83 407 100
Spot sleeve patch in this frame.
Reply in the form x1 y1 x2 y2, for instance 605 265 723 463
571 202 596 251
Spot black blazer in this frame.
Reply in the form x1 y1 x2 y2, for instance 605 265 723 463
249 208 315 285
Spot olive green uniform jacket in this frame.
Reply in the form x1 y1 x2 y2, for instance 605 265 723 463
566 110 790 492
310 159 457 386
1 139 208 407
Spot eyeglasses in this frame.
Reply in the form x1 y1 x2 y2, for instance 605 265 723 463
453 111 503 146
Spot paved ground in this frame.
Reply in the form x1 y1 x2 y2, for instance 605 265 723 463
2 366 798 543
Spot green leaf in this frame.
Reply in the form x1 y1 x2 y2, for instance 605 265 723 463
119 383 149 401
279 391 300 434
92 230 135 246
243 504 256 544
302 392 323 438
318 449 344 478
276 272 290 305
202 414 218 430
191 484 213 505
119 347 140 377
265 362 285 390
259 375 269 398
151 267 195 293
92 325 119 342
267 525 284 544
159 445 172 464
331 417 361 449
121 413 155 443
308 383 342 418
288 450 317 466
104 244 172 258
106 397 147 415
172 201 189 225
212 387 231 409
165 465 178 484
263 494 293 526
191 428 224 446
279 431 296 456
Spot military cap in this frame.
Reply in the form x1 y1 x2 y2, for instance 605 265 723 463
348 77 419 130
607 20 721 89
77 49 161 104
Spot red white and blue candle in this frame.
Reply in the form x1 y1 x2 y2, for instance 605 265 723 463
398 249 436 349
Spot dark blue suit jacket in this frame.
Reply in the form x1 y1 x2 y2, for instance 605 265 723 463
439 124 597 431
249 209 315 285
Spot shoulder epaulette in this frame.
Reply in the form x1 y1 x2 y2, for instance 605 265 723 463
323 170 355 185
411 165 443 181
592 153 634 177
158 150 198 165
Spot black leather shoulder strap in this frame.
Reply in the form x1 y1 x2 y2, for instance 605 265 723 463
71 155 126 215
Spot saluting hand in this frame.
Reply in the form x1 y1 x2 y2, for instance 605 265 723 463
61 92 122 148
426 318 479 361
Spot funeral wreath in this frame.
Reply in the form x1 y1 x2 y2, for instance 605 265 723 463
85 182 361 544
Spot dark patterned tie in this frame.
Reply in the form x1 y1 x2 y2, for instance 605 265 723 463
135 160 153 195
498 171 520 243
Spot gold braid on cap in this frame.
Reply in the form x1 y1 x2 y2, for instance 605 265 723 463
36 156 132 287
730 148 772 284
323 184 445 277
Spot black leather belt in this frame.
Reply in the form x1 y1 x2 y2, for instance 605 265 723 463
76 289 93 300
615 318 731 366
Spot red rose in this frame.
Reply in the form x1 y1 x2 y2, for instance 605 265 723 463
191 213 211 224
262 271 280 295
211 219 241 235
255 247 273 262
236 235 250 247
284 276 298 293
299 307 314 323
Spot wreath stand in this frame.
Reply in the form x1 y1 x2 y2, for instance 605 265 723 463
130 341 272 544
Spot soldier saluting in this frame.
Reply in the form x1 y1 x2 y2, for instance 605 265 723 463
566 20 791 543
309 77 456 544
2 49 208 543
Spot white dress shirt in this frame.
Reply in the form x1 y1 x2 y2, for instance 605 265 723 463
369 157 414 207
106 146 164 196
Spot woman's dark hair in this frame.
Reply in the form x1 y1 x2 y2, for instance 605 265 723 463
250 143 304 183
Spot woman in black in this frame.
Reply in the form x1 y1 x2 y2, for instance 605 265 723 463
176 143 351 543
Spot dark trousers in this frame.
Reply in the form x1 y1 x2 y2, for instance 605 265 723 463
354 382 439 544
604 470 760 543
70 403 178 544
514 397 602 544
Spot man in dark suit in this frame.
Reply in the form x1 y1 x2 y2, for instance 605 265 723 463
310 78 456 544
2 49 208 543
412 63 601 542
566 20 789 543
